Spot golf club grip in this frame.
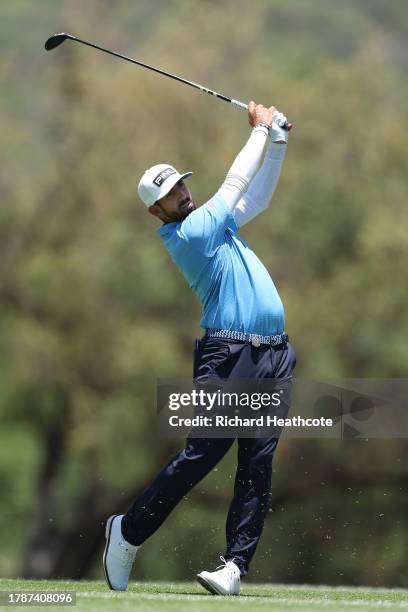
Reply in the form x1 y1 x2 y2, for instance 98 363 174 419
230 99 293 131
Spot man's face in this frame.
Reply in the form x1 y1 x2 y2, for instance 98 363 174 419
149 179 196 223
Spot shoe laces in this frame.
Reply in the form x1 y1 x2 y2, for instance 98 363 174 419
118 541 137 567
216 555 239 579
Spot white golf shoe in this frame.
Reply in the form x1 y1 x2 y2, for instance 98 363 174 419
103 514 139 590
197 556 241 595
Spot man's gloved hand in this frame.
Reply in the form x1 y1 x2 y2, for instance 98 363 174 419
271 111 288 144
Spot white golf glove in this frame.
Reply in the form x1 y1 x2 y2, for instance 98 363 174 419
270 111 289 144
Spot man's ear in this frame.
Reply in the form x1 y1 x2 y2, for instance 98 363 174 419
148 203 161 217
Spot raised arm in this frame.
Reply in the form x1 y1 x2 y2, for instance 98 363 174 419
233 117 288 228
180 102 278 255
216 102 276 211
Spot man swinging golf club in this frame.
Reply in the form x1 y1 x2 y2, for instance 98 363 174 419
103 101 296 595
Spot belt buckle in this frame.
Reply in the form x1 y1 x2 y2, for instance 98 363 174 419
250 334 261 347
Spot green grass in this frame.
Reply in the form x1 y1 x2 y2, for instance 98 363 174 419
0 579 407 611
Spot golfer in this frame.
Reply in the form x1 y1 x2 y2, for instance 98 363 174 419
103 102 296 595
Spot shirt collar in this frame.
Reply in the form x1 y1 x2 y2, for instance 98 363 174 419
156 221 180 238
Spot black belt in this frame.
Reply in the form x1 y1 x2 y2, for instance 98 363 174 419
205 329 289 348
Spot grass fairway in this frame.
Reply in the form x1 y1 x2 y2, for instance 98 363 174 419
0 579 407 611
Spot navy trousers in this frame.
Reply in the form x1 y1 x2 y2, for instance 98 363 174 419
122 336 296 576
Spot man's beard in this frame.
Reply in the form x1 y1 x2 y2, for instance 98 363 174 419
177 197 196 220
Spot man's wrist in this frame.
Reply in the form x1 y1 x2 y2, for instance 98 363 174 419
254 122 271 132
253 123 271 136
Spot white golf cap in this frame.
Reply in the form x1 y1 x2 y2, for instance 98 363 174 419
138 163 193 207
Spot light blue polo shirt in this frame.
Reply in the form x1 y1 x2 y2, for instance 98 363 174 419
157 194 285 335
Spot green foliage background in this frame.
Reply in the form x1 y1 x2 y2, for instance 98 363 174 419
0 0 407 586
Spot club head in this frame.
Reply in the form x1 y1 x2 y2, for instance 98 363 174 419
44 33 70 51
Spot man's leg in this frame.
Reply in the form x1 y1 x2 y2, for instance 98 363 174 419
105 436 234 590
105 336 236 591
121 335 237 545
224 436 278 575
122 436 234 545
224 342 297 575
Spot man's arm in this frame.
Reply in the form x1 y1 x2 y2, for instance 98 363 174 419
180 102 277 255
233 132 287 228
216 101 276 211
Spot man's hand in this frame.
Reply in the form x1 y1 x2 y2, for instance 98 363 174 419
271 110 288 144
247 101 276 128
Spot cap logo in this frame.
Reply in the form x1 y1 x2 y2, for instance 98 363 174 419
153 167 176 187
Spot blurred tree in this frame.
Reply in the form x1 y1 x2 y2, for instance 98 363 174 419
0 0 407 587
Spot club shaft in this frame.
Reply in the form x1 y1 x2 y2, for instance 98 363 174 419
66 35 246 107
55 34 291 128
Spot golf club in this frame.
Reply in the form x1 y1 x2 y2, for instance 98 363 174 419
45 32 292 130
